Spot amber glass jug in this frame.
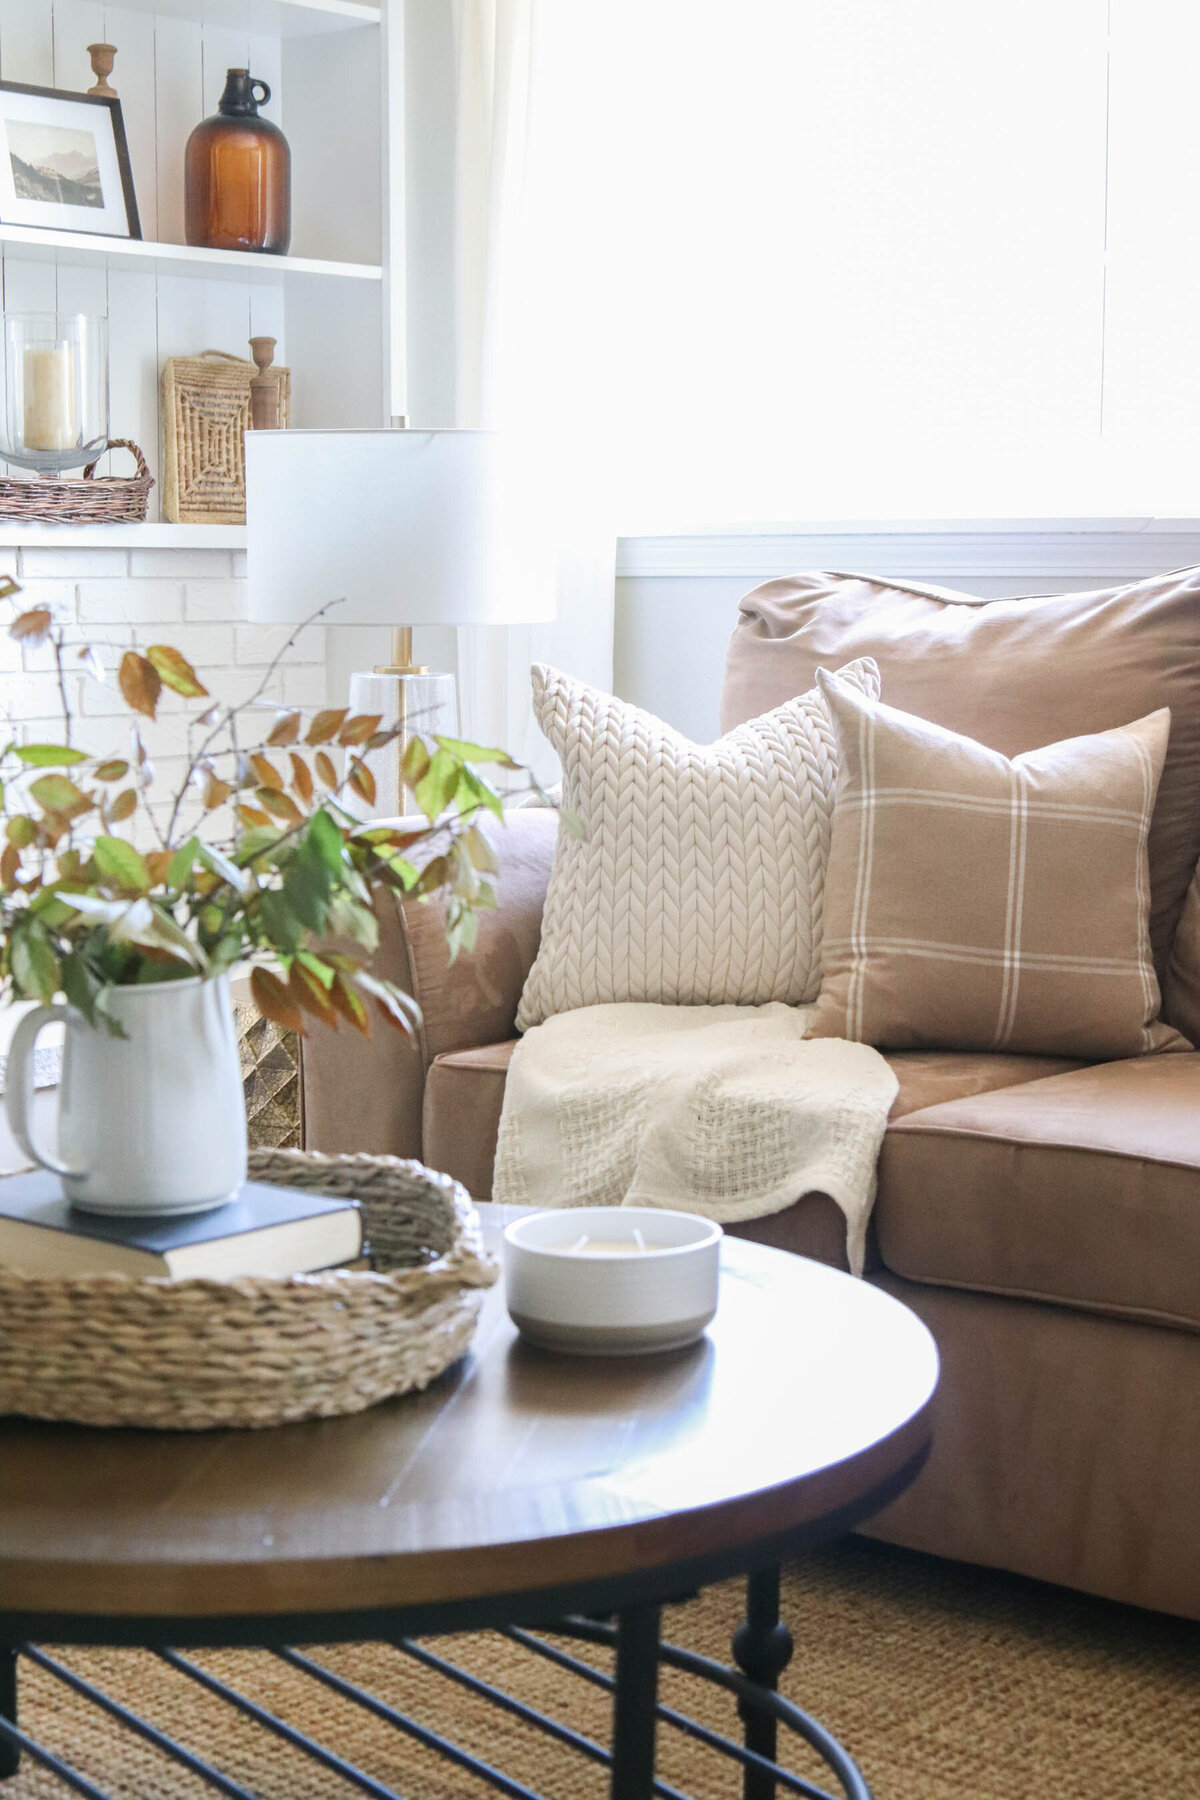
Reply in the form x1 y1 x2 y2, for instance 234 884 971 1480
185 69 291 255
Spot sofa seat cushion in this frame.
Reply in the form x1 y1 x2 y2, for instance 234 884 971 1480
878 1054 1200 1329
424 1037 1083 1269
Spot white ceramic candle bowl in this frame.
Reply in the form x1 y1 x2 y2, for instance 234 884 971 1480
504 1207 722 1355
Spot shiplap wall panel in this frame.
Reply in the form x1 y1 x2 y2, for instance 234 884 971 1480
51 0 103 92
0 0 54 82
107 264 157 490
105 7 158 239
152 13 199 245
199 23 246 119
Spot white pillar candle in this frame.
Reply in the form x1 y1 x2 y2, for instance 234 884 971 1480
24 344 77 452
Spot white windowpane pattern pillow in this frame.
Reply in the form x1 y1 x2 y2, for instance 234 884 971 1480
515 658 882 1029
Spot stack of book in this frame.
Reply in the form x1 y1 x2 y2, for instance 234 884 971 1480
0 1170 367 1279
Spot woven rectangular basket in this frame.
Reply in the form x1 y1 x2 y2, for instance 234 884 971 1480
0 439 153 524
162 349 292 524
0 1150 497 1431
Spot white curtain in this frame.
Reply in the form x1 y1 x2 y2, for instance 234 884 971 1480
451 0 616 784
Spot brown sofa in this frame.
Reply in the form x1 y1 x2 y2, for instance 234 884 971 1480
302 567 1200 1622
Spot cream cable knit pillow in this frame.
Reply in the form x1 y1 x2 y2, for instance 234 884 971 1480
515 658 881 1029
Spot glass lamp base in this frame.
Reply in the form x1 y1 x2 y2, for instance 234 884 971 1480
346 670 459 820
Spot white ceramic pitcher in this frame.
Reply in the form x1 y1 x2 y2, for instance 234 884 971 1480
4 973 248 1215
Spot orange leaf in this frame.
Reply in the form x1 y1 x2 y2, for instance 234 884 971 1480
338 713 383 747
288 752 314 806
267 710 302 748
257 788 304 826
314 751 338 789
330 974 371 1035
0 843 20 887
250 966 304 1034
108 788 138 822
119 651 162 720
305 708 349 746
202 767 232 810
348 759 377 807
237 803 270 829
250 752 284 791
147 644 208 699
145 850 173 886
9 608 52 644
94 759 129 782
288 962 338 1029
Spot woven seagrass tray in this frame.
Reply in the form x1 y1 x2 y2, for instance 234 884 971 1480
0 1149 497 1431
162 349 291 524
0 438 153 524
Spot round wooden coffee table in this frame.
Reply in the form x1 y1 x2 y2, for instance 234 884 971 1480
0 1205 938 1800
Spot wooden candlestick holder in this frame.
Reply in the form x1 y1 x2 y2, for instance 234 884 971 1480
86 44 117 97
248 336 280 431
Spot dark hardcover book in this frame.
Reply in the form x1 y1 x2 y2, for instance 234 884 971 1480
0 1170 364 1279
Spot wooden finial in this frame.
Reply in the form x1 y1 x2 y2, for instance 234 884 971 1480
248 336 280 431
86 44 117 97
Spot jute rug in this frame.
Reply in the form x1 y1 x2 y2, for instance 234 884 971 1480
5 1538 1198 1799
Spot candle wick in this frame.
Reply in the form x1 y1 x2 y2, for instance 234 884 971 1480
568 1234 590 1255
633 1229 646 1253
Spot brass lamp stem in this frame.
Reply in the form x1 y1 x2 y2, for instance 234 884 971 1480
374 626 429 676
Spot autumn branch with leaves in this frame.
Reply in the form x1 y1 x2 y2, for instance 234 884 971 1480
0 586 560 1041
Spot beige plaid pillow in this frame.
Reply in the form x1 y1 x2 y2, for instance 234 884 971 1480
810 673 1186 1059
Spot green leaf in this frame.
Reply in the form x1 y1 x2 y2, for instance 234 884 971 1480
16 744 87 767
29 773 85 813
307 807 346 878
237 825 289 865
296 950 336 989
61 953 102 1027
281 839 332 933
455 766 504 821
92 835 151 894
433 734 520 769
413 747 461 822
28 890 75 932
11 926 60 1005
167 835 200 890
326 891 379 955
146 643 209 699
256 889 305 955
197 841 246 892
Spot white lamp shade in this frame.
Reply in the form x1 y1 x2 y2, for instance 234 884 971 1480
245 428 556 626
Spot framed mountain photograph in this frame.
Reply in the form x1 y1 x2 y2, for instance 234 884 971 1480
0 82 139 239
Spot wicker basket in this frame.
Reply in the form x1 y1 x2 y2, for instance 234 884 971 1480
0 438 154 525
0 1150 498 1431
162 349 291 524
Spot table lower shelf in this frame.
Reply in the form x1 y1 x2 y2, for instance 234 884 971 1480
0 1571 872 1800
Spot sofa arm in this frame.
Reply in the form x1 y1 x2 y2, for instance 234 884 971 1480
300 806 559 1159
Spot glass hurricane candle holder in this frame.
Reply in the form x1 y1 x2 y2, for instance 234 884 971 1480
1 314 109 474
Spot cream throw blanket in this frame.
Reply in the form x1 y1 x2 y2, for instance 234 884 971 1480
493 1003 898 1275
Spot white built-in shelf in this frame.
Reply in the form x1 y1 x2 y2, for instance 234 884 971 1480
0 523 247 549
90 0 381 38
0 225 382 287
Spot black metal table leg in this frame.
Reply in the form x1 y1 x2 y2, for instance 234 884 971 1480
610 1602 661 1800
0 1647 17 1777
732 1567 794 1800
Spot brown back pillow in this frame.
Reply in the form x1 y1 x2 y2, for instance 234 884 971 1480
720 566 1200 988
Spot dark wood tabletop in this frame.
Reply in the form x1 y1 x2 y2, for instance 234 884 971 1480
0 1207 938 1635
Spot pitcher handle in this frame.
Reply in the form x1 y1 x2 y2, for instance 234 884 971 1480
4 1005 82 1178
